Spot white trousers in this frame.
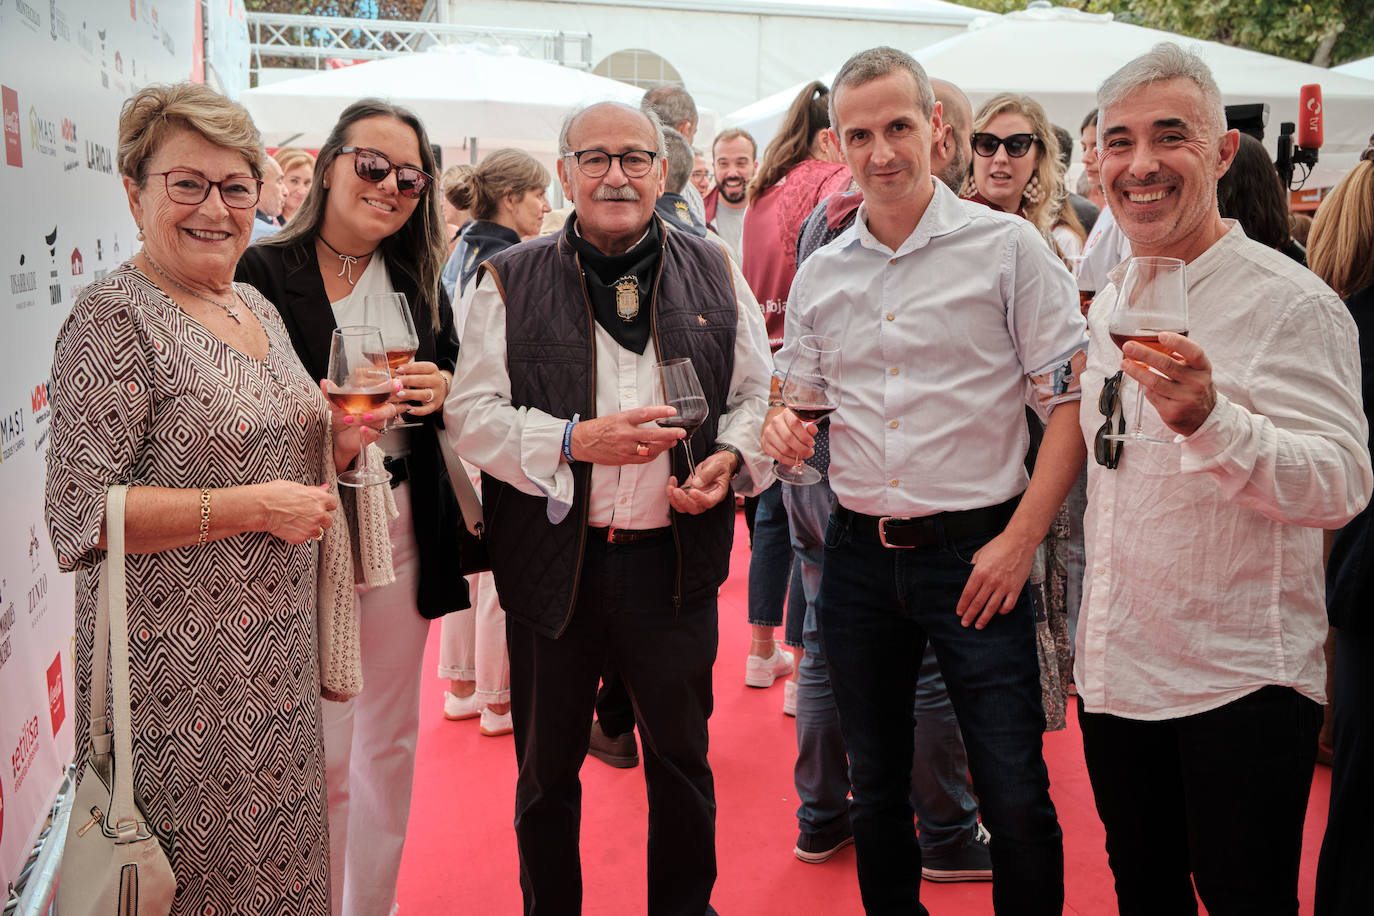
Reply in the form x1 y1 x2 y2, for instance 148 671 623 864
436 570 510 704
436 458 510 705
322 485 430 916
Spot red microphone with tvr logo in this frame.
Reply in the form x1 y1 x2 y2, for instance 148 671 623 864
1298 84 1323 150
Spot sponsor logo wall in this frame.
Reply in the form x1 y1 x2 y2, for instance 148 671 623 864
0 0 198 891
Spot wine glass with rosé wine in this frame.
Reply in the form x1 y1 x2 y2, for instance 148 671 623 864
325 325 393 488
1102 256 1189 444
365 292 423 430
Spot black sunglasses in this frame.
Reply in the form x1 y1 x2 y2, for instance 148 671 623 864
340 146 433 198
971 132 1039 158
1095 371 1124 469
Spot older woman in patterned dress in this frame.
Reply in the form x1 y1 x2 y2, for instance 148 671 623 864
44 83 383 914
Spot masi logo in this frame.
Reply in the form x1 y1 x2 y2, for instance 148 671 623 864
0 404 26 463
28 105 57 158
2 86 21 168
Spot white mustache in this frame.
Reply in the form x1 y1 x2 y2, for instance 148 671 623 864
593 185 640 201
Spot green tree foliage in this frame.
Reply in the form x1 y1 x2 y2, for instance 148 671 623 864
954 1 1374 67
246 0 428 20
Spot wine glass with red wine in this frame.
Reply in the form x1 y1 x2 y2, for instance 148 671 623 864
653 357 710 482
775 334 841 486
325 325 393 488
1102 256 1188 444
365 292 422 430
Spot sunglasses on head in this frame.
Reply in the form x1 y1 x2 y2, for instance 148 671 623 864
1095 371 1124 469
340 146 433 198
971 132 1038 158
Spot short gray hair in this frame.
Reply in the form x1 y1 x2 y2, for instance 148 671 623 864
662 127 694 194
641 84 697 133
558 101 667 161
1097 42 1226 140
829 46 935 133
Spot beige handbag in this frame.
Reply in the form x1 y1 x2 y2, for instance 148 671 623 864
58 485 176 916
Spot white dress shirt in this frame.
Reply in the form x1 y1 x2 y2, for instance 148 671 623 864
1076 203 1133 295
779 179 1088 517
1076 222 1372 720
446 240 774 529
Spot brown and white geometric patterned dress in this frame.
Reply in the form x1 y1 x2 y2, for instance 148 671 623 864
45 262 331 915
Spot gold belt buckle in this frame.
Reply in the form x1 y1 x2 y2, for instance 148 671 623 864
877 517 914 549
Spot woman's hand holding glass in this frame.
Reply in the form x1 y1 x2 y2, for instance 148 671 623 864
364 292 448 424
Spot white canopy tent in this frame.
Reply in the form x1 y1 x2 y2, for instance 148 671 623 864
1333 55 1374 82
726 6 1374 191
239 46 649 173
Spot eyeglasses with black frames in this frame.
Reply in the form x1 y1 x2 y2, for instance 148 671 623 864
1095 370 1124 469
148 169 263 209
340 146 433 199
566 149 658 179
971 132 1039 158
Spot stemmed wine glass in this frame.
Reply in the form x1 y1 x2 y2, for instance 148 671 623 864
325 325 393 488
653 357 709 481
1065 255 1095 318
1102 256 1188 444
774 334 841 486
365 292 422 430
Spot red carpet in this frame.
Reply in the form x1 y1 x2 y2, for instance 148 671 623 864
398 511 1329 915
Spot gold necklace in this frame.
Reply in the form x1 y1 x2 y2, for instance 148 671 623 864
142 251 242 324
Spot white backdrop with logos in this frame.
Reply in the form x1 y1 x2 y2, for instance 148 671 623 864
0 0 200 893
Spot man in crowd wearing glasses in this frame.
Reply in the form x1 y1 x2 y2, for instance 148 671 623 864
447 100 772 915
763 46 1085 914
1074 43 1371 912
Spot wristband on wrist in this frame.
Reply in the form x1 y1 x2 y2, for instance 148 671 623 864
197 488 211 546
562 413 581 463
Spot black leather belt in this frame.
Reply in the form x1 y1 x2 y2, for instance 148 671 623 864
383 455 409 489
590 526 672 545
834 496 1019 549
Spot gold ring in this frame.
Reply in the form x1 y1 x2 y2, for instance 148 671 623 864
315 527 325 541
635 442 650 457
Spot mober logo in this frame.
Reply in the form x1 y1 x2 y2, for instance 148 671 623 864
2 86 21 168
47 654 65 736
31 380 49 419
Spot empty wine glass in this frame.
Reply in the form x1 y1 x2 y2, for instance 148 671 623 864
775 335 841 486
1102 256 1188 444
653 357 709 482
325 325 393 488
365 292 422 430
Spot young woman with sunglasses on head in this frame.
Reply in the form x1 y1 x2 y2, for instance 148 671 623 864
237 99 468 916
962 93 1084 254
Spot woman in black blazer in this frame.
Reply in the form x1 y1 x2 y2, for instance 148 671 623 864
236 98 466 916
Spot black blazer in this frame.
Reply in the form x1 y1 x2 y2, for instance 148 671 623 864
236 239 469 619
1327 285 1374 634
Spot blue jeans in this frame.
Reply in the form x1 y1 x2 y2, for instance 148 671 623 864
785 481 979 851
747 480 802 648
820 506 1064 915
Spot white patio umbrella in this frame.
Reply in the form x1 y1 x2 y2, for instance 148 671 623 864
239 45 646 170
726 6 1374 190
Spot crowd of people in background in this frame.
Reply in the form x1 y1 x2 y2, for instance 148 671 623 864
43 36 1374 916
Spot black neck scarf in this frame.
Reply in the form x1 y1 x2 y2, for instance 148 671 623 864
567 216 662 355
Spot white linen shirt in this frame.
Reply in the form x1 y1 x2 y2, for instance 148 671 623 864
779 179 1088 517
1077 203 1133 295
446 242 774 529
1075 222 1372 720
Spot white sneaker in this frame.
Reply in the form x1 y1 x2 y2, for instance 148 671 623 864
443 690 482 721
745 647 795 688
480 707 513 736
783 679 797 717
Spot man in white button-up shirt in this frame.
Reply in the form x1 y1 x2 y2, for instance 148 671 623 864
1075 43 1372 914
763 47 1087 915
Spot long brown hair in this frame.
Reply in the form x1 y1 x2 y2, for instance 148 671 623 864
749 81 831 204
1308 154 1374 300
265 99 447 330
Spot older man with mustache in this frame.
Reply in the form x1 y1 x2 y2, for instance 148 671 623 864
447 100 773 916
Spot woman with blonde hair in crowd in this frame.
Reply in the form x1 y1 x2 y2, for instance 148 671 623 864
46 82 388 913
273 146 316 223
1309 143 1374 916
435 147 550 733
963 93 1080 247
238 98 468 916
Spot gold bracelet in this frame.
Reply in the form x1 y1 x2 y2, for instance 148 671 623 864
198 488 211 546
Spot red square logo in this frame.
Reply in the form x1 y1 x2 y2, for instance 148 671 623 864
47 654 65 737
2 86 22 168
